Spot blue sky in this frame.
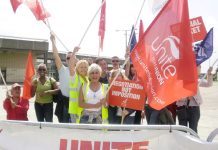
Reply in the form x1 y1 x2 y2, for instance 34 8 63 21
0 0 217 72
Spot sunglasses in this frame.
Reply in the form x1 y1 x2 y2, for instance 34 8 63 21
112 60 119 63
38 68 46 71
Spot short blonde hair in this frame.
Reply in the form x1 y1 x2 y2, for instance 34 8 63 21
75 60 89 74
88 64 102 78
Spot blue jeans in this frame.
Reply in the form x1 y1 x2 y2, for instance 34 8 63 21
80 115 102 124
149 110 160 125
177 106 200 133
35 102 53 122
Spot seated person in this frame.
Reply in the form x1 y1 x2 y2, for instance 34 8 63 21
3 83 29 121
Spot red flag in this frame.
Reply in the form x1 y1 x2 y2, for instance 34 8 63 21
98 0 106 50
25 0 50 21
130 0 197 110
138 20 144 41
23 51 35 100
10 0 24 12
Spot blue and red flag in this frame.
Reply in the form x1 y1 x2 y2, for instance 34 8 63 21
194 28 213 66
128 26 137 52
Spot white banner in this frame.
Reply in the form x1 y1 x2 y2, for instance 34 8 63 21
0 121 218 150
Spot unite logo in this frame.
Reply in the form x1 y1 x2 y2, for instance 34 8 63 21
59 139 149 150
151 36 180 79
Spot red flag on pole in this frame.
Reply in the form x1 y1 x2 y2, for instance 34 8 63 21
98 0 106 50
138 20 144 41
130 0 197 110
10 0 50 21
23 51 35 100
25 0 50 21
10 0 24 12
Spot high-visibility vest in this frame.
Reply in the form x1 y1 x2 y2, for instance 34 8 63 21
69 73 87 123
83 83 108 124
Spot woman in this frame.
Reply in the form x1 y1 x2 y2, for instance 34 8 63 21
3 83 29 121
68 51 89 123
176 66 213 133
31 63 58 122
78 64 108 124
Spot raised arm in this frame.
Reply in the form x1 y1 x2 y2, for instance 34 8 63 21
50 32 63 70
199 67 213 87
69 47 80 76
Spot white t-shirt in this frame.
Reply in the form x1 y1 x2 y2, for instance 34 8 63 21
58 65 70 97
85 86 104 112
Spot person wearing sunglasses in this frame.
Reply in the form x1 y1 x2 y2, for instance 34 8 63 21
3 83 29 121
110 56 125 76
31 63 59 122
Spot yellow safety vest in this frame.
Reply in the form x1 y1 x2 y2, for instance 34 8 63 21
69 73 87 123
83 83 108 124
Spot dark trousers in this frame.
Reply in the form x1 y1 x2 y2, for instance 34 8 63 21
35 102 53 122
108 106 120 124
177 106 200 133
55 95 70 123
134 110 142 124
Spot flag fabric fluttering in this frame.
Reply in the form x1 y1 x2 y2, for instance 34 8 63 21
10 0 50 21
23 51 35 100
10 0 24 12
128 26 137 52
194 28 213 66
130 0 198 110
98 0 106 50
138 20 144 41
25 0 50 21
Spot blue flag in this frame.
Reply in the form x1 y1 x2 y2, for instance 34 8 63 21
194 28 213 66
128 26 137 51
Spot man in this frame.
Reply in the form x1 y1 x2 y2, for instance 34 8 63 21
176 66 213 133
50 33 80 123
95 57 109 84
3 83 29 121
110 56 125 74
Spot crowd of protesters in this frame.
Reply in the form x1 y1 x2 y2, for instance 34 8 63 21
3 33 214 134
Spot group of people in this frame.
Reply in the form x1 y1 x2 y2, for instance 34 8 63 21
3 32 214 133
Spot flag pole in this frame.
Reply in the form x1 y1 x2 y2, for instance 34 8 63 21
78 0 106 47
98 36 101 57
39 0 71 52
0 69 9 91
0 69 13 104
120 99 128 124
104 0 146 97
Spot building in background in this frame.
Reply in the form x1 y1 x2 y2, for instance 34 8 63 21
0 36 123 84
0 36 48 84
